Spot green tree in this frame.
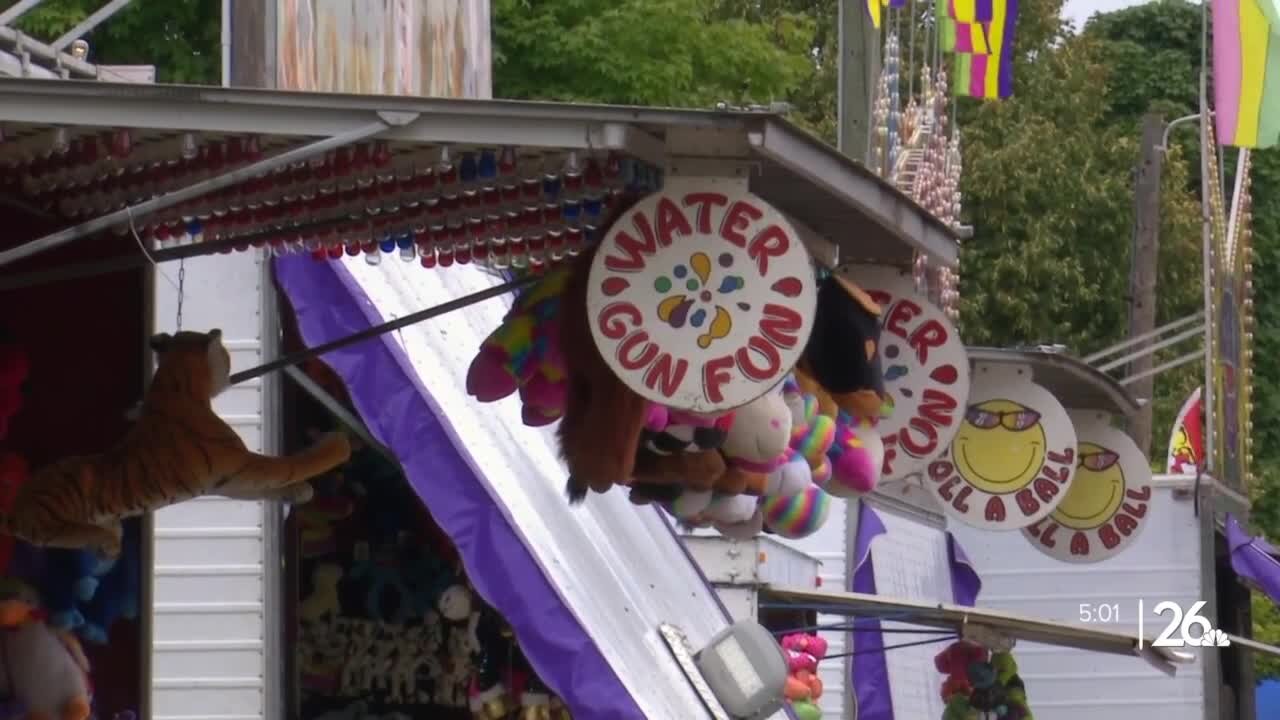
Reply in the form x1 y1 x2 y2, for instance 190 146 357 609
0 0 220 84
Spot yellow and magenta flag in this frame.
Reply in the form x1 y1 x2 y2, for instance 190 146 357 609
1212 0 1280 148
948 0 994 22
946 0 1018 99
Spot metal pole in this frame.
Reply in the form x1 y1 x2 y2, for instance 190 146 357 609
281 365 395 461
1119 351 1203 386
0 115 414 269
0 0 48 27
1098 324 1205 372
49 0 135 52
227 274 537 386
0 26 97 77
1083 314 1203 364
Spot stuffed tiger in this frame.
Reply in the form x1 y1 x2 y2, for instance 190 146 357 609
0 329 351 558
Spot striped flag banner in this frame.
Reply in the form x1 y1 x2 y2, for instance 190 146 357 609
866 0 907 29
952 0 1018 99
1212 0 1280 148
938 0 991 54
949 0 994 22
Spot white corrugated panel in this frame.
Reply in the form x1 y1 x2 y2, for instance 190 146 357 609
949 480 1204 719
152 252 271 720
341 259 738 720
869 507 952 720
775 498 852 720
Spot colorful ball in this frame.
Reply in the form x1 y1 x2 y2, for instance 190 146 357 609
762 485 831 539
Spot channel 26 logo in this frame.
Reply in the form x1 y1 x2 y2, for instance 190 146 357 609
1143 600 1232 649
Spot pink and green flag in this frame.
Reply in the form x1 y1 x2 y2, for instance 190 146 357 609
1212 0 1280 148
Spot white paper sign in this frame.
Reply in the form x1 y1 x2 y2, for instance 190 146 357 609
586 180 817 412
1024 411 1153 562
839 264 970 481
925 363 1078 531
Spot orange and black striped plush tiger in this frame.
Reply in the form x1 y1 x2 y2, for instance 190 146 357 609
0 329 351 558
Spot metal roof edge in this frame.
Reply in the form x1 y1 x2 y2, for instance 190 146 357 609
965 346 1141 417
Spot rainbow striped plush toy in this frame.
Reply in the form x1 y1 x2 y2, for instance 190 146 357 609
465 268 571 426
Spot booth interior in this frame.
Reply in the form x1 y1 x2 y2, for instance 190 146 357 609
0 197 148 720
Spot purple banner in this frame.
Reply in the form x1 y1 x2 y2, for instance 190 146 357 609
274 256 644 720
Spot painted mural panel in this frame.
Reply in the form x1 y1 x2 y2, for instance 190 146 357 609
276 0 492 99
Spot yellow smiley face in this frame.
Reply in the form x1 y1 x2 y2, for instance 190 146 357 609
1051 441 1124 530
952 399 1047 495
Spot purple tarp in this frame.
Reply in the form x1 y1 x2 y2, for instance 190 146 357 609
849 504 983 720
1225 514 1280 607
274 256 645 720
850 502 892 720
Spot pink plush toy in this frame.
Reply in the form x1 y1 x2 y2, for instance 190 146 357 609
822 412 884 497
466 268 571 426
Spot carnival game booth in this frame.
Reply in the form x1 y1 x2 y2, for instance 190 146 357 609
941 348 1280 720
0 77 958 720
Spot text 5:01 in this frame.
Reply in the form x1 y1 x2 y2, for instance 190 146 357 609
1079 603 1121 623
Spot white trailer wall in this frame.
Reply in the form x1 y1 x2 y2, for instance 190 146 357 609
948 476 1204 719
151 254 280 720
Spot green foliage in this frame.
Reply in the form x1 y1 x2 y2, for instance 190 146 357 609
1 0 219 85
492 0 815 109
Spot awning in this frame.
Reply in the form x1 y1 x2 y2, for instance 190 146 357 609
276 254 736 719
1225 513 1280 607
763 586 1195 675
0 76 958 275
965 346 1140 416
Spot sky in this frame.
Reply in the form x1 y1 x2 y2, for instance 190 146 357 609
1062 0 1150 28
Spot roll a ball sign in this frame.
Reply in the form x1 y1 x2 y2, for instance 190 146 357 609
586 182 817 412
926 363 1078 531
1024 411 1153 562
839 264 970 481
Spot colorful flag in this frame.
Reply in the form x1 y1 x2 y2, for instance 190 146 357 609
952 0 1018 99
938 0 991 54
1212 0 1280 148
1166 387 1204 475
866 0 907 29
949 0 994 22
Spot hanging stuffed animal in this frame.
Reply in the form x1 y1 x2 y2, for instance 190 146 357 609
780 633 827 720
628 405 734 504
0 329 351 557
796 274 886 422
714 385 795 496
466 267 573 427
557 245 651 503
0 582 93 720
822 412 885 498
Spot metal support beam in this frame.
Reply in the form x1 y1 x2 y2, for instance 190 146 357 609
227 275 537 386
1083 314 1203 364
49 0 135 52
282 365 395 462
1097 324 1205 372
1119 351 1202 386
0 0 48 27
0 114 414 269
0 27 96 77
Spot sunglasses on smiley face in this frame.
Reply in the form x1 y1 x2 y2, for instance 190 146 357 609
964 406 1041 432
1078 449 1120 472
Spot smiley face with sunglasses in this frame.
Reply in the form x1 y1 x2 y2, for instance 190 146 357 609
952 399 1047 495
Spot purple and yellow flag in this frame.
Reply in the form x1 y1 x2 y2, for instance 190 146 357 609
1211 0 1280 148
866 0 908 29
948 0 994 22
951 0 1019 99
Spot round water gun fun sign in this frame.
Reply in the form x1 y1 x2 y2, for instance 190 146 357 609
586 181 817 412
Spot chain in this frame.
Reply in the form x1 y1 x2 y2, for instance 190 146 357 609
175 258 186 332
